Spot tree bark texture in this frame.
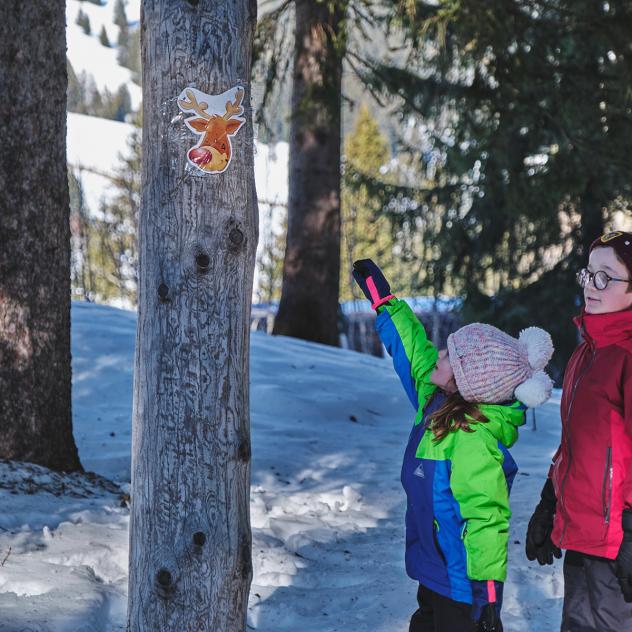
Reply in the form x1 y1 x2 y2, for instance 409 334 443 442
272 0 347 346
127 1 257 631
0 1 81 472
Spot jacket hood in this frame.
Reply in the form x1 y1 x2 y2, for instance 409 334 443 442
574 308 632 348
476 400 526 448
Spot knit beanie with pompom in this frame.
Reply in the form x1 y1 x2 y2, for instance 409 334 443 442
446 323 554 408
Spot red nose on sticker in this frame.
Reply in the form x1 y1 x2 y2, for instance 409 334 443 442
189 147 212 166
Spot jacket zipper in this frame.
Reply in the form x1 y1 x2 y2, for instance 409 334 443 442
558 345 597 547
602 447 613 524
433 519 447 564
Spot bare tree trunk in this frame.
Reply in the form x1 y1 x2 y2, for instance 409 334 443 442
0 0 81 472
272 0 347 346
127 1 257 631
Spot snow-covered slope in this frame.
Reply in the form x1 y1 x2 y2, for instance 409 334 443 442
0 303 564 631
66 0 142 109
67 112 136 213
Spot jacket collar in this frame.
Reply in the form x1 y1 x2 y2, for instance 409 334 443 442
574 308 632 348
477 400 526 448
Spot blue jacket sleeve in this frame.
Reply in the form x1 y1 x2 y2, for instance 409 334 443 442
375 298 439 411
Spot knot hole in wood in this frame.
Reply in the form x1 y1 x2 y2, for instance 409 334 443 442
196 253 210 273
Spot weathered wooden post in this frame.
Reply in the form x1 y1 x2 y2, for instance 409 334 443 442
127 1 257 630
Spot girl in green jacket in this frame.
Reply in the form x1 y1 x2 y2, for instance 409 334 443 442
353 259 554 632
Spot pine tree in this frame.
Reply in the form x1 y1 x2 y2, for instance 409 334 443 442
340 104 393 301
117 22 129 65
256 204 286 304
99 25 110 47
67 60 83 112
68 130 141 307
87 75 103 113
85 130 140 306
119 26 141 84
69 168 96 301
356 0 632 376
99 83 132 121
115 0 132 71
113 0 127 29
76 8 91 35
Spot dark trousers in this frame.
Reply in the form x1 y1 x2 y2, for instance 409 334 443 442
409 583 498 632
561 549 632 632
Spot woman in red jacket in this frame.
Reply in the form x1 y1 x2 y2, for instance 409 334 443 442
525 231 632 632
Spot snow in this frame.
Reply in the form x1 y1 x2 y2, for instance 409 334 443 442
124 0 141 23
255 142 289 207
0 303 565 630
342 295 462 315
66 1 142 109
67 112 136 214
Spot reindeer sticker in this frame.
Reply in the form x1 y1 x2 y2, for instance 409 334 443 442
177 86 245 174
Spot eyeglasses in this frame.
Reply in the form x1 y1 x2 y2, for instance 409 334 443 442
576 267 631 290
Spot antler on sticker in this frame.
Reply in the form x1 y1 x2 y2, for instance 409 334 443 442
178 89 211 120
222 89 244 121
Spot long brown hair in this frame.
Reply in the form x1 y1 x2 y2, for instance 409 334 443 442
427 391 489 442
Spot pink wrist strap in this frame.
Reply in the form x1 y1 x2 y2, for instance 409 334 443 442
371 295 395 310
486 580 497 603
366 276 394 310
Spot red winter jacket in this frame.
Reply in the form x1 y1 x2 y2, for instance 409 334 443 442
550 309 632 559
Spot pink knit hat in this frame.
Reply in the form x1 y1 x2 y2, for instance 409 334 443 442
447 323 554 407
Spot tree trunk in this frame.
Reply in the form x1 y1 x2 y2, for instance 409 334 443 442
0 1 81 472
127 1 257 631
272 0 347 346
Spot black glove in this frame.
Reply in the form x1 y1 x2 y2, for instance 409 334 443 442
616 509 632 602
352 259 394 310
477 603 502 632
525 478 562 565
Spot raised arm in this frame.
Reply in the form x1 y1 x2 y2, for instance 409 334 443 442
376 299 438 411
352 259 438 410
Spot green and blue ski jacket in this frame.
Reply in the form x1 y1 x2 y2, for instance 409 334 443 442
376 298 526 604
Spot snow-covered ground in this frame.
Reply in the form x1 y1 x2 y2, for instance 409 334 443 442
0 303 564 631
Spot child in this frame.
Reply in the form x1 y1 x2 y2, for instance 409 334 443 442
353 259 554 632
525 231 632 632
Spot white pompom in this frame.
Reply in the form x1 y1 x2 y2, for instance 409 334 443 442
514 371 554 408
518 327 554 371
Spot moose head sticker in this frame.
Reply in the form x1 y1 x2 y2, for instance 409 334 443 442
177 86 245 174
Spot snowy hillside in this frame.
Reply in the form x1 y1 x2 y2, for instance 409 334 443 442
66 0 142 109
67 112 136 213
0 303 564 631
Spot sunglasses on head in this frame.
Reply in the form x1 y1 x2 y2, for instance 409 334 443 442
576 267 630 290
